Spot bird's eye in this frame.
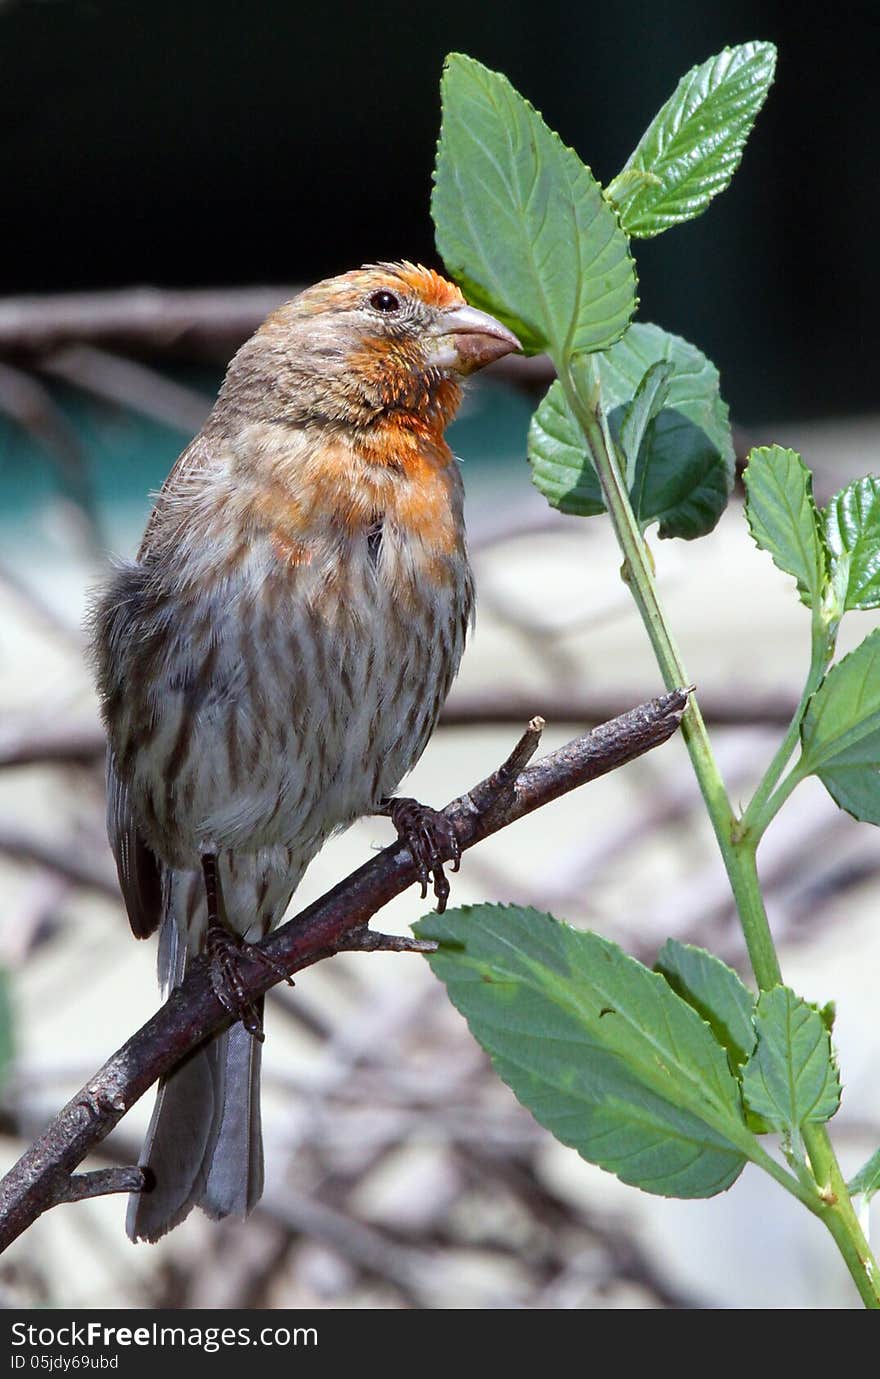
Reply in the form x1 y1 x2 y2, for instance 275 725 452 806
369 289 401 313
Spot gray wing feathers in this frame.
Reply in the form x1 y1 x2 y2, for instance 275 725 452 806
106 751 163 940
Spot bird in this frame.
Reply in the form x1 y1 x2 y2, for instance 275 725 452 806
90 261 521 1241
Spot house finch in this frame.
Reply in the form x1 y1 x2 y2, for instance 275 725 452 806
91 262 520 1241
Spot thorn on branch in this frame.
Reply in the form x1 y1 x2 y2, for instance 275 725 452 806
336 928 439 955
464 715 545 823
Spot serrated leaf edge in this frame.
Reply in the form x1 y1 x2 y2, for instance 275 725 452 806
432 52 637 357
620 42 777 238
743 446 829 606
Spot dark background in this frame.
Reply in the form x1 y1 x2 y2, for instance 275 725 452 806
2 0 878 423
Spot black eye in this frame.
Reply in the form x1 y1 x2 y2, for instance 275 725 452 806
369 289 400 313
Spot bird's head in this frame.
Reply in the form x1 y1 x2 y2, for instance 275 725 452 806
217 262 521 433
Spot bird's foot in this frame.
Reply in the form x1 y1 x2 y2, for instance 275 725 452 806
201 852 292 1039
382 797 460 913
206 926 293 1041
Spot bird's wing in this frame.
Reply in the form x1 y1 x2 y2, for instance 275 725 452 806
107 749 164 939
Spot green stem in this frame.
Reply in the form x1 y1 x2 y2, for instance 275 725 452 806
742 611 835 839
721 843 782 988
733 850 880 1305
559 358 780 982
814 1157 880 1309
560 354 880 1308
746 1139 822 1210
748 759 809 840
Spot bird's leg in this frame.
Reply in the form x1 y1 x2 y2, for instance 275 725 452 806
377 797 461 913
203 853 263 1039
202 854 292 1042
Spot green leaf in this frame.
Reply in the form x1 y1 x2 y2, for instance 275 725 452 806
527 378 605 517
741 987 841 1135
656 940 756 1073
600 327 735 539
608 42 777 238
528 324 734 539
416 903 753 1198
744 446 828 607
603 168 661 206
824 476 880 611
432 53 637 358
620 406 733 541
848 1147 880 1201
800 628 880 823
597 324 734 473
618 360 673 488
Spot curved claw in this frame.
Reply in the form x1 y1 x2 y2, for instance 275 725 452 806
208 937 265 1041
206 928 293 1041
201 852 292 1039
387 798 460 914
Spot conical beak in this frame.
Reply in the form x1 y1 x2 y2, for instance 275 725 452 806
427 304 522 375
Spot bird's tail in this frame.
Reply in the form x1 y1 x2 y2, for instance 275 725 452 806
126 910 264 1243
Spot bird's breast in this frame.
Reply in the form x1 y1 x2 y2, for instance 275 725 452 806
239 425 468 601
180 519 473 857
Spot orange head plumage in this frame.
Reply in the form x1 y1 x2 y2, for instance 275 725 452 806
215 262 521 437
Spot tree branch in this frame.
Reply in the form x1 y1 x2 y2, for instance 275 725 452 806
0 287 301 360
439 687 796 728
50 1167 148 1206
0 689 688 1252
40 345 212 435
0 685 794 775
0 827 118 899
